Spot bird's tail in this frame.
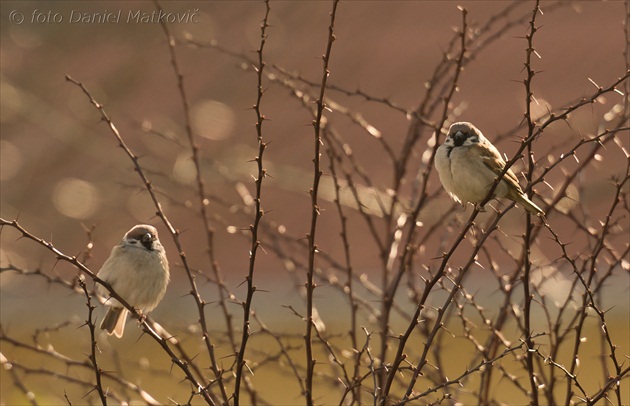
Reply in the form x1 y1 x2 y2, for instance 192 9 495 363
515 193 544 216
101 307 128 338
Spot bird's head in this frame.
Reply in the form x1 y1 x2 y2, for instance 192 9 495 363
444 122 485 147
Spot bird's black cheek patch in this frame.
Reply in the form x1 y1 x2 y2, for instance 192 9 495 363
452 132 467 146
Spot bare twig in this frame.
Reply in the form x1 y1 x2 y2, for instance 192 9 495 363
233 2 271 404
78 277 107 405
155 2 233 402
303 2 340 404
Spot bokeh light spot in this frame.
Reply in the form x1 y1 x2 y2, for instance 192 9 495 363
172 153 198 185
52 178 99 219
192 100 235 141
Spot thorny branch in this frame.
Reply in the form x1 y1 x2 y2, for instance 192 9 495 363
233 1 271 404
304 2 340 404
155 2 232 402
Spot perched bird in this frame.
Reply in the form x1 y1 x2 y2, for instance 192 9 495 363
435 122 544 216
97 225 169 338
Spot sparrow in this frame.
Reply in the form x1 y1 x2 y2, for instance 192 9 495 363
434 122 544 216
97 225 170 338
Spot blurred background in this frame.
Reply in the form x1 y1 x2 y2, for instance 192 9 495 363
1 1 628 404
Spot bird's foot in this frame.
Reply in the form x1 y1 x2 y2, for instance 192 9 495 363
473 203 487 212
136 310 147 324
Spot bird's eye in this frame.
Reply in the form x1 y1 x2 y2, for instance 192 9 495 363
133 232 154 250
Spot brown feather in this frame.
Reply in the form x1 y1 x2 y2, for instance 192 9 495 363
472 143 524 194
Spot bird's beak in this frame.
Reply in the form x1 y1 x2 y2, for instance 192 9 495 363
452 131 466 146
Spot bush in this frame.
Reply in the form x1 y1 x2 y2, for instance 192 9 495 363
1 1 628 404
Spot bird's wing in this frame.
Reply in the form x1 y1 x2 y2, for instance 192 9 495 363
471 143 524 193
